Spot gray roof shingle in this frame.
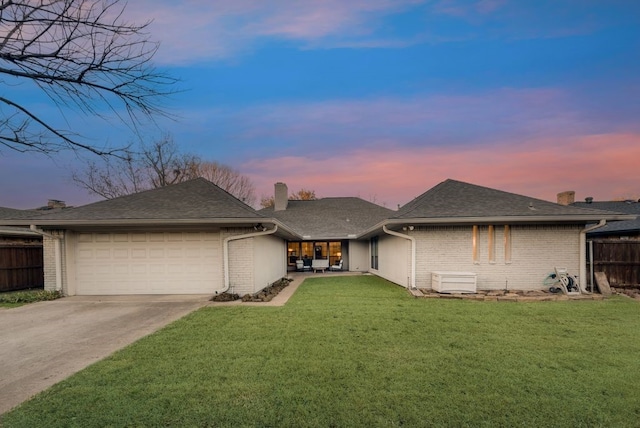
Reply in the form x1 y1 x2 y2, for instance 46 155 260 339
395 179 622 220
261 197 394 239
572 201 640 235
32 178 264 222
0 206 42 221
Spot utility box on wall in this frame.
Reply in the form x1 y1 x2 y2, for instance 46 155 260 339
431 271 477 294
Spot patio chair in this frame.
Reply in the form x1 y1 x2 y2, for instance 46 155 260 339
330 259 343 271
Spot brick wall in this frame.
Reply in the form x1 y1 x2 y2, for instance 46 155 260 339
42 230 67 293
413 224 581 290
253 234 286 293
222 228 255 296
376 234 411 287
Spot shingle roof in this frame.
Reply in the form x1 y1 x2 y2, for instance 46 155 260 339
0 206 41 220
572 201 640 235
32 178 264 222
395 179 622 220
261 197 394 239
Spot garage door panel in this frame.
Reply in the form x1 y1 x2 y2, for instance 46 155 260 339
95 233 111 242
148 234 165 242
113 249 129 259
75 232 221 295
149 248 164 258
167 233 183 242
95 248 111 259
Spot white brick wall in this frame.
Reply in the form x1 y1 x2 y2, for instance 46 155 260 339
376 234 411 287
222 227 256 296
42 230 67 293
412 224 582 290
253 234 286 294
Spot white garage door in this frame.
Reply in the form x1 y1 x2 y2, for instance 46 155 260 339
75 232 221 295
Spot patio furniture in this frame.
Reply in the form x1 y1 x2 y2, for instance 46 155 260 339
330 259 343 271
312 259 329 273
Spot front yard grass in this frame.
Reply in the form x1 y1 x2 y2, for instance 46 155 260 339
2 275 639 427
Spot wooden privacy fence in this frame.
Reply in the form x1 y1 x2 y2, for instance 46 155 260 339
0 246 44 292
588 240 640 287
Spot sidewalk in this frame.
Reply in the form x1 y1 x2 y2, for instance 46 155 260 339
208 271 365 307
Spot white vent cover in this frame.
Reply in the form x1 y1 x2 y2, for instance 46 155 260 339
432 271 477 294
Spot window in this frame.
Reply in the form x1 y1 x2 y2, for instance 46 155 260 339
329 241 342 266
314 243 327 259
371 236 379 270
287 241 343 267
287 242 301 265
302 242 314 259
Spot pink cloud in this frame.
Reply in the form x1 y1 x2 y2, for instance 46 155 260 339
243 133 640 209
124 0 425 64
120 0 606 64
214 87 590 156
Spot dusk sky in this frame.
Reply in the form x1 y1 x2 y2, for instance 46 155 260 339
1 0 639 209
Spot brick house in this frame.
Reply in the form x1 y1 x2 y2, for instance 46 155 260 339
1 178 633 296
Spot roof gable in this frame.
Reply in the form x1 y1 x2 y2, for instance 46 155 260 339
395 179 619 220
34 178 263 221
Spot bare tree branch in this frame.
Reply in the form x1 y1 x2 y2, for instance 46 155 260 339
0 0 177 156
193 161 256 205
72 135 257 205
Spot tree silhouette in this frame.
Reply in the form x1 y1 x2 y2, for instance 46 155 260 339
0 0 176 155
72 135 257 205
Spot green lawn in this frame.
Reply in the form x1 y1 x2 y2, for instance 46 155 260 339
2 276 639 427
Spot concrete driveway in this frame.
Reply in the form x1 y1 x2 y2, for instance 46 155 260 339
0 295 210 415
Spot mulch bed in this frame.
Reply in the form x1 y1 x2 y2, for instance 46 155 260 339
210 278 293 303
612 286 640 300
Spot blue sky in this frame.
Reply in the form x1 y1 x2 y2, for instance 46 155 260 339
1 0 639 209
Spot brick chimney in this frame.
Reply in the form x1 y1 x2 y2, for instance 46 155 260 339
274 182 288 211
556 191 575 206
47 199 66 209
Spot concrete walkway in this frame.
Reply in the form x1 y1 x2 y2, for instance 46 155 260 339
207 271 365 307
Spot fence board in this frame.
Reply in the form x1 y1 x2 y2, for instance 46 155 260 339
588 240 640 287
0 246 44 292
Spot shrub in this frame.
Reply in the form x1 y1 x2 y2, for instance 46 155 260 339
0 289 63 304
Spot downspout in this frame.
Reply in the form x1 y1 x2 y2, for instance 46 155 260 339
220 225 278 294
580 220 606 293
383 225 416 289
30 225 62 292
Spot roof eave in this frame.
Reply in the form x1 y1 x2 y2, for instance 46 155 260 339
19 217 299 238
295 234 360 241
357 214 637 239
26 217 264 226
0 227 42 237
392 214 635 224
